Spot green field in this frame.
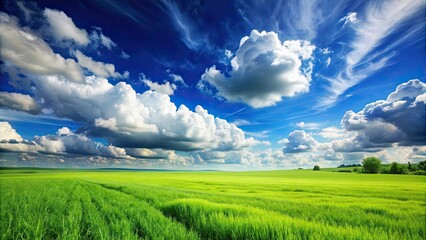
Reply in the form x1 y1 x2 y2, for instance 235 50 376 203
0 169 425 240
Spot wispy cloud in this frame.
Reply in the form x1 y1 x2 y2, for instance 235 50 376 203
159 0 210 51
224 107 247 118
318 0 426 109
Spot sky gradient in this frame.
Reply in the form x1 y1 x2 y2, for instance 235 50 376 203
0 0 425 169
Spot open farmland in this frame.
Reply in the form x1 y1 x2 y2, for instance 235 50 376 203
0 169 425 240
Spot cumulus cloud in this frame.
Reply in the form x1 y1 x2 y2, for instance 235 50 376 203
199 30 315 108
281 130 319 153
321 79 426 153
0 122 130 159
0 92 42 114
35 127 129 158
28 75 256 152
0 121 44 153
74 50 128 79
0 121 23 142
340 80 425 147
142 79 177 96
43 8 89 45
0 12 83 82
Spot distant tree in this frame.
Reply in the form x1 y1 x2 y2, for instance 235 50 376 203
407 162 415 171
380 166 389 174
353 167 358 173
418 161 426 171
389 162 399 174
338 164 346 168
313 165 321 171
362 157 381 173
398 165 408 174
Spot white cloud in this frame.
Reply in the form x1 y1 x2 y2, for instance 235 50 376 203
245 130 270 138
142 79 177 96
281 130 319 153
296 121 320 130
35 127 129 158
231 119 251 126
43 8 89 45
318 0 425 109
319 48 332 54
89 28 117 50
317 127 348 139
339 12 358 26
168 73 187 87
324 80 426 153
342 80 425 146
120 51 130 59
0 121 23 142
199 30 315 108
325 57 331 67
100 32 116 50
74 50 128 79
0 12 83 82
29 75 256 152
225 49 233 58
0 121 44 153
0 92 41 114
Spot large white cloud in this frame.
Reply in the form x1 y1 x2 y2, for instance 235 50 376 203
199 30 315 108
0 92 41 114
0 12 84 82
43 8 90 45
31 75 256 151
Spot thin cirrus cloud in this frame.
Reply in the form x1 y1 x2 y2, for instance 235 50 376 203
158 0 210 51
318 0 426 109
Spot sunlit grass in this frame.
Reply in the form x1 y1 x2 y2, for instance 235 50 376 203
0 169 425 239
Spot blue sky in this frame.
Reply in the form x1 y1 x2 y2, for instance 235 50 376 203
0 0 425 169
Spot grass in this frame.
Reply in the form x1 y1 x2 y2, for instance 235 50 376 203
0 168 425 239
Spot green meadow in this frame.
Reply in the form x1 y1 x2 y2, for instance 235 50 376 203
0 168 425 240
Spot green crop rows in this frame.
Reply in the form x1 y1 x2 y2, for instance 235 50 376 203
1 169 425 239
